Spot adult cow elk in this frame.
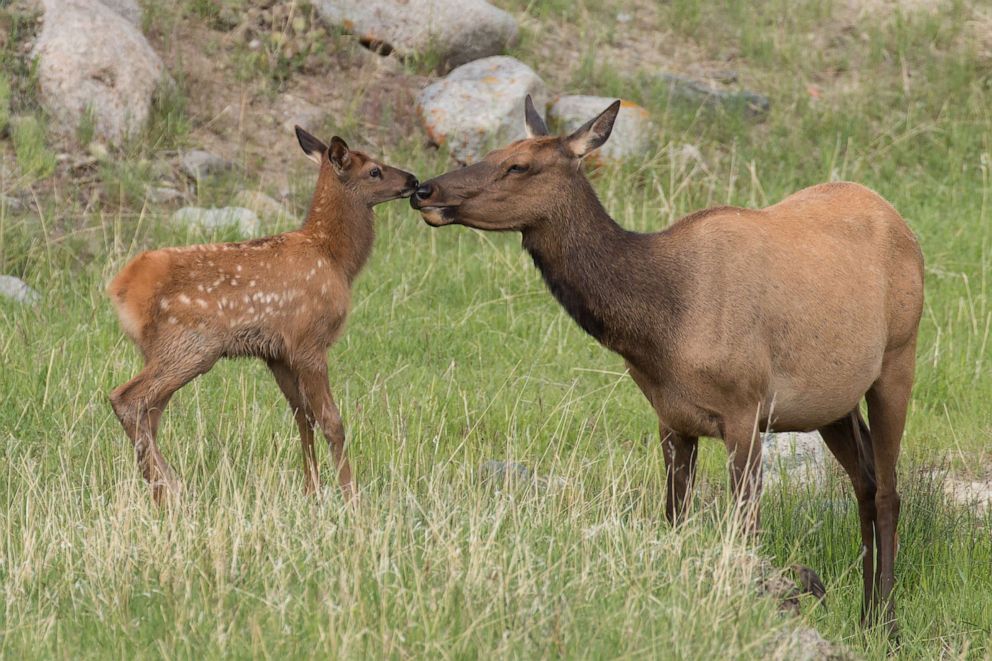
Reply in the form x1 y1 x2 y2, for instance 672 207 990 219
108 128 418 504
410 96 924 632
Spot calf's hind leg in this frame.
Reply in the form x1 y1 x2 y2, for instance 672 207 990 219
110 351 217 504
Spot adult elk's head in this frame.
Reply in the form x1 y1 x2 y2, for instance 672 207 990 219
296 126 419 207
410 96 620 230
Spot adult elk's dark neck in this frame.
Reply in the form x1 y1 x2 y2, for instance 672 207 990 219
521 175 684 362
302 167 375 282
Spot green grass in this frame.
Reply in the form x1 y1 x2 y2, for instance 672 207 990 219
2 1 992 659
10 115 55 180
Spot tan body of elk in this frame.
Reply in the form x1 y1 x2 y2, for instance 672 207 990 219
108 128 418 504
411 96 923 632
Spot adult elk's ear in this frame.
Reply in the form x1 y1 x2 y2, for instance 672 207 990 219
563 100 621 158
295 126 326 166
524 94 549 138
328 136 352 174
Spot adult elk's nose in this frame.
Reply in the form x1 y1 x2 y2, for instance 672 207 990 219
412 182 434 207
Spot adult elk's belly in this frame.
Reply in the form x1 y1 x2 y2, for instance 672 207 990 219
762 326 885 430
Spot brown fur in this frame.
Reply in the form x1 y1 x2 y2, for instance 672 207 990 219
411 97 924 633
108 129 417 504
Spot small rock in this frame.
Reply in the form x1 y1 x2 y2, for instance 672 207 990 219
658 72 769 118
549 95 656 161
674 143 705 170
95 0 141 26
170 206 260 237
87 141 110 161
480 460 534 485
180 149 233 180
479 460 566 492
1 194 25 214
762 431 825 489
32 0 167 145
234 190 296 224
145 186 184 204
314 0 517 69
276 93 325 135
0 275 40 304
770 625 853 661
417 56 547 163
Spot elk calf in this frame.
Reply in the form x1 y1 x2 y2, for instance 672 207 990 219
108 129 418 503
411 97 924 633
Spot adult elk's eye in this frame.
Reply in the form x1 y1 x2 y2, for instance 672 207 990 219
370 167 382 179
508 164 528 174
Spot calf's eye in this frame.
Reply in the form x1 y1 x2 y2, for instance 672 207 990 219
370 167 382 178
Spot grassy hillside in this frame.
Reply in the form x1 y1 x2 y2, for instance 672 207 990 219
1 0 990 658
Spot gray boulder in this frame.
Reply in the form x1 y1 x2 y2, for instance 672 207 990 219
171 207 260 237
180 149 234 181
0 275 40 304
234 190 297 225
32 0 167 145
762 431 826 489
314 0 517 69
659 73 770 118
417 56 547 163
145 186 184 204
549 95 656 161
97 0 141 26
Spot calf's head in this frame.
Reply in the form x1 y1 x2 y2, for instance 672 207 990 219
295 126 419 206
410 96 620 230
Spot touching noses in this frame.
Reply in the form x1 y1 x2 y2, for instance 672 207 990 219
412 182 434 206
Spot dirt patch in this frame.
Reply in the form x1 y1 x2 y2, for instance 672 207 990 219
942 475 992 513
144 12 426 196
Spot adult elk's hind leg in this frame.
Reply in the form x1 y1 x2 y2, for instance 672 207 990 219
661 425 698 525
267 359 320 495
721 411 764 532
109 352 216 504
297 360 355 502
819 410 878 623
865 342 916 634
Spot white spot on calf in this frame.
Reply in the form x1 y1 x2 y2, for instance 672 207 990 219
178 294 191 305
159 298 170 310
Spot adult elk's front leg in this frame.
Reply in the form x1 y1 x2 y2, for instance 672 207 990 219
661 425 698 525
624 363 698 525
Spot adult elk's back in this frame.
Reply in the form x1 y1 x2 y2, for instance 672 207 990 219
108 129 418 503
411 96 924 632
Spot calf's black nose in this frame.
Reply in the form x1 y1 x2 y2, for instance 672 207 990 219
414 182 434 202
407 175 419 189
